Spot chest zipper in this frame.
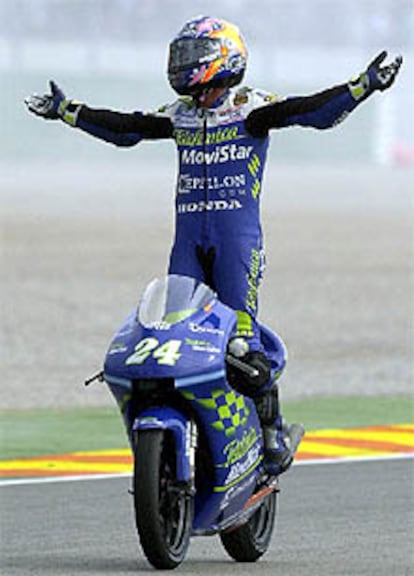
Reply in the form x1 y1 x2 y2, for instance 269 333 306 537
201 110 208 245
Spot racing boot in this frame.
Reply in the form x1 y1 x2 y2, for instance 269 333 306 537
227 338 305 476
254 386 305 476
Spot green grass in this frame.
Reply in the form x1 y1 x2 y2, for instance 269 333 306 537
0 407 129 460
283 395 414 431
1 395 413 460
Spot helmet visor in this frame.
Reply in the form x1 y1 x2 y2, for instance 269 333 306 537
168 38 221 72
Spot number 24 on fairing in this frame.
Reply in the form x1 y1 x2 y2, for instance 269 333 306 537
125 337 182 366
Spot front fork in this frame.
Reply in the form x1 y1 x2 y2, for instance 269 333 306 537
133 406 198 487
104 375 198 487
104 379 197 485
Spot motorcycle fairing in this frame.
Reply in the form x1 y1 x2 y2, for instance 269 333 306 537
175 373 264 531
104 295 236 382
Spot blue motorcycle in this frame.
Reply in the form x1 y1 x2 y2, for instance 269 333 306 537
102 274 290 569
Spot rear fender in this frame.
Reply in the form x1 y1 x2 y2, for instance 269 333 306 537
133 407 196 484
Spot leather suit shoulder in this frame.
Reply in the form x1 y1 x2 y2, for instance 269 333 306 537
153 97 196 117
232 86 283 110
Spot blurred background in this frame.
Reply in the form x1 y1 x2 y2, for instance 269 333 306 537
1 0 413 166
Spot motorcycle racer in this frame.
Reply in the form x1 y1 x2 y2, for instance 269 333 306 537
25 15 402 476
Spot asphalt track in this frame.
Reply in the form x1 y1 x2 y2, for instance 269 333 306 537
1 458 413 576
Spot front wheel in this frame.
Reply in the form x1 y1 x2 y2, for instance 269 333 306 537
133 429 193 569
220 491 277 562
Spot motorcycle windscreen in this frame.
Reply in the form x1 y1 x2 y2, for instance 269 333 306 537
138 275 216 327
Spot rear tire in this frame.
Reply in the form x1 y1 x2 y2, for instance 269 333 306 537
220 491 277 562
133 429 193 569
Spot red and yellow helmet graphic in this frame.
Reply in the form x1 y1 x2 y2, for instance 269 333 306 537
168 16 248 95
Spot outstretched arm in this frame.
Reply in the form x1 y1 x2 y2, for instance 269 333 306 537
246 52 403 137
25 81 173 147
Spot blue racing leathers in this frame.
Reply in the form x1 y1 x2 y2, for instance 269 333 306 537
64 79 371 355
163 90 272 345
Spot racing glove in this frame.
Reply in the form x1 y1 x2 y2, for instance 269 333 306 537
24 80 82 126
348 51 402 101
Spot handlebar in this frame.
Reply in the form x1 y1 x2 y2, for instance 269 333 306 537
225 354 260 379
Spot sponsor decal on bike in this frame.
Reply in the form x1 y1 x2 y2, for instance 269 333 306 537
219 475 255 509
189 322 224 336
185 337 220 354
222 427 258 466
108 342 128 355
181 144 253 166
177 198 243 214
223 444 261 486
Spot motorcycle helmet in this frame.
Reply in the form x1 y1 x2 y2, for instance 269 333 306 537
168 15 248 96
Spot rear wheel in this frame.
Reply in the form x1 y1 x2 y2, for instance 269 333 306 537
220 491 277 562
133 429 193 569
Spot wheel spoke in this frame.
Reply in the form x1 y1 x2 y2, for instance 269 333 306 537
158 442 191 553
134 430 193 569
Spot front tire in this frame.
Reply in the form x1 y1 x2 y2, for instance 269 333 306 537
133 429 193 569
220 491 277 562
